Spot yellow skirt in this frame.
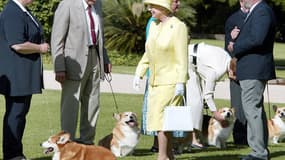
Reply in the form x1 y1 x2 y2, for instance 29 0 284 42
146 84 183 131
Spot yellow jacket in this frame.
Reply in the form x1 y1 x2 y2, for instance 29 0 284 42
135 16 188 86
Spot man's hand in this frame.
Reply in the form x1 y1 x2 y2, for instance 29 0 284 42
55 71 66 83
213 111 224 122
212 111 230 127
227 41 234 53
228 58 237 80
104 63 112 73
39 43 50 53
230 26 240 41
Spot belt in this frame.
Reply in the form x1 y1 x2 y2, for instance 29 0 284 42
89 45 98 49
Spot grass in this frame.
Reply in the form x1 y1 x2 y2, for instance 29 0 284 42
0 91 285 160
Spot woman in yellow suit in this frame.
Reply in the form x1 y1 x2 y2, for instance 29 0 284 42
133 0 188 159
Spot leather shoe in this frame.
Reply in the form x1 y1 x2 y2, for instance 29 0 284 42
191 143 206 149
150 146 159 152
74 139 94 145
240 155 264 160
9 156 28 160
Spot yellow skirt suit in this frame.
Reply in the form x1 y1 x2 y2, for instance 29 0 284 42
135 16 188 131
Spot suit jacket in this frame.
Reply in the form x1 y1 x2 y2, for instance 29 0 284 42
224 9 247 56
0 0 43 96
51 0 109 80
232 1 276 81
135 17 188 85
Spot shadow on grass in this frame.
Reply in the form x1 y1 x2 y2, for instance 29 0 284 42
132 143 250 159
182 154 241 160
271 151 285 159
32 157 51 160
189 142 248 153
275 60 285 67
133 148 158 157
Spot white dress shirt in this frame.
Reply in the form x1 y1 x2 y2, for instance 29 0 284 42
82 0 99 46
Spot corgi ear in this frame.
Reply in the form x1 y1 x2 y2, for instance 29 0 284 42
113 113 121 121
273 105 278 112
57 132 70 144
230 107 235 114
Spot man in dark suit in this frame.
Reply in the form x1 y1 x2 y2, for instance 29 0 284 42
0 0 49 159
228 0 276 159
224 0 249 146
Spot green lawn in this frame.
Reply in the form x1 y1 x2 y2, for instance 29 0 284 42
0 91 285 160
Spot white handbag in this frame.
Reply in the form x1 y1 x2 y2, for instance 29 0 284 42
162 96 193 131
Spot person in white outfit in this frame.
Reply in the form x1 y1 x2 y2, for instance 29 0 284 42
186 42 232 148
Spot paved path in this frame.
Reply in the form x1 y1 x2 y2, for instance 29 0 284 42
44 70 285 103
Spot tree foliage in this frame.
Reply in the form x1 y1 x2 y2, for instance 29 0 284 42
103 0 196 54
1 0 285 52
103 0 149 54
0 0 60 42
27 0 60 42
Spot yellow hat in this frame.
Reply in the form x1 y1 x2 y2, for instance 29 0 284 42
144 0 172 12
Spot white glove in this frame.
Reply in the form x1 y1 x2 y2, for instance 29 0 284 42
205 97 216 112
174 83 184 96
133 75 141 91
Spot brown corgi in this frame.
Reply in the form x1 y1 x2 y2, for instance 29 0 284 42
41 131 116 160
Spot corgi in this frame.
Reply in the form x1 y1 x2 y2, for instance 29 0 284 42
268 105 285 144
41 131 116 160
206 107 235 148
98 112 140 157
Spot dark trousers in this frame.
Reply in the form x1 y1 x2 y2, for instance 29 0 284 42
230 80 248 145
3 95 32 160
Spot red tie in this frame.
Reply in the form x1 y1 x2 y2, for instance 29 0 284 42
88 6 96 45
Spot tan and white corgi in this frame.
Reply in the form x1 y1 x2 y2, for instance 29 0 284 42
268 105 285 144
207 107 236 148
98 112 140 157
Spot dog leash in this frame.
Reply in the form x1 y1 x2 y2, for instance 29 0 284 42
104 73 119 113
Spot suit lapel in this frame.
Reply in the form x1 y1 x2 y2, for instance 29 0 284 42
25 9 40 28
76 0 89 45
244 1 263 23
93 1 105 79
93 2 102 43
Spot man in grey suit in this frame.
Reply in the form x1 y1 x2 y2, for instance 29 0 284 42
228 0 276 159
51 0 111 145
